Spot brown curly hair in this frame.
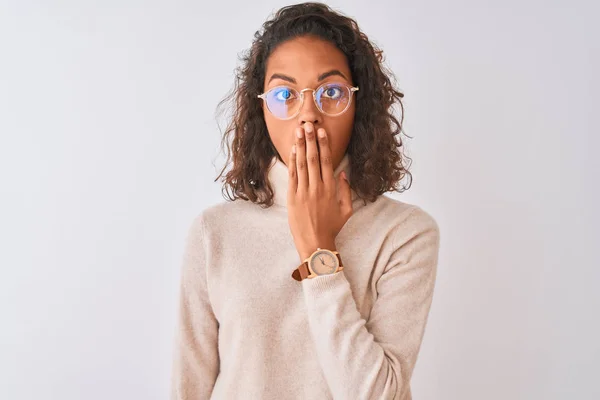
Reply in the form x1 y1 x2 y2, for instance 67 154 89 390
214 2 412 207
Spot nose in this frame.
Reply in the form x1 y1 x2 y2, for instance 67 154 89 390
297 89 322 126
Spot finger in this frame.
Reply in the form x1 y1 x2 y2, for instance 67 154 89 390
317 127 335 192
288 143 298 200
295 126 308 193
303 122 321 189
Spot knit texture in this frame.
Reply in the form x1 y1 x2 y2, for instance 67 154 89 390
171 153 441 400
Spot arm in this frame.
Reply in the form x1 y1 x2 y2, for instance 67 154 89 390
302 207 440 400
171 214 219 400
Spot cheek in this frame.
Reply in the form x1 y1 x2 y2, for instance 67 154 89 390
328 113 354 140
323 112 354 156
264 116 295 156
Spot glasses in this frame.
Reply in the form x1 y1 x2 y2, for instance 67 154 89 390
257 82 359 120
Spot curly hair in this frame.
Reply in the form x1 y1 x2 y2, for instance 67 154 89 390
214 2 412 207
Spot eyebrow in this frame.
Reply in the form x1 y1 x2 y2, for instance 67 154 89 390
267 69 349 85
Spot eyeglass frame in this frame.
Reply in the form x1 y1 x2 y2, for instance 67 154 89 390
257 82 359 120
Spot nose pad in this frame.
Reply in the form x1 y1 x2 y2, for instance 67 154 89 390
298 89 321 124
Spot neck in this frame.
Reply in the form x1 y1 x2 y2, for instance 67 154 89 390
267 153 358 208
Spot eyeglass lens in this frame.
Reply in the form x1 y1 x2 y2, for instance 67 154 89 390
265 83 352 119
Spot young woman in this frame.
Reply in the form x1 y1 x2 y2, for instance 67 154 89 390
171 3 440 399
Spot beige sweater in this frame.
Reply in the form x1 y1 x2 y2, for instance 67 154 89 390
170 153 441 400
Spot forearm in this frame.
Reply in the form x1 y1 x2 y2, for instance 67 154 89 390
302 272 408 399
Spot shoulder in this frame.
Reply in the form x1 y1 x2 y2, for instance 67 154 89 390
376 195 440 246
186 198 266 237
368 197 441 275
377 195 439 230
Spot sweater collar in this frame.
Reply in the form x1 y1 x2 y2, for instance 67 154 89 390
267 152 359 208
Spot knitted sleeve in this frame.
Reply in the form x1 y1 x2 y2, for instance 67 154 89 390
170 214 219 400
301 206 440 400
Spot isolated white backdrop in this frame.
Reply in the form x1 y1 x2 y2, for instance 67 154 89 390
1 1 598 399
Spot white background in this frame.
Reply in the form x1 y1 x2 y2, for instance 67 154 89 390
1 1 598 399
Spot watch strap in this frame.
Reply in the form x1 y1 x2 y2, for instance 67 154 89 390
291 252 343 281
291 261 311 281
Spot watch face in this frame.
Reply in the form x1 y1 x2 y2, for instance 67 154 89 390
309 250 339 275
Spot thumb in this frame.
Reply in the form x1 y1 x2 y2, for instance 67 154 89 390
337 171 353 217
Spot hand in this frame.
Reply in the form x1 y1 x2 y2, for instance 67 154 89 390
287 122 353 262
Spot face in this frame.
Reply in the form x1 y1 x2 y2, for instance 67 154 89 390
261 35 356 170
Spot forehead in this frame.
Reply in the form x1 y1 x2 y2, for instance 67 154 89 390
265 36 351 82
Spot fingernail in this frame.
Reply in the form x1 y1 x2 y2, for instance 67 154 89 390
296 128 303 138
304 123 313 133
292 145 296 154
318 129 325 138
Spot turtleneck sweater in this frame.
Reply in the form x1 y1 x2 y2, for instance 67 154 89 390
170 152 441 400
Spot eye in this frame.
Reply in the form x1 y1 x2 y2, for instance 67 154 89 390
272 87 296 102
322 86 343 99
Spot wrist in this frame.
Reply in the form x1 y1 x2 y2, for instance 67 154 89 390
300 242 337 261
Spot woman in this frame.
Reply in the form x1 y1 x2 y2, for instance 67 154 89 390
171 3 440 399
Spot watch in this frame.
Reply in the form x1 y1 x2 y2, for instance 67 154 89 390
291 248 344 281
